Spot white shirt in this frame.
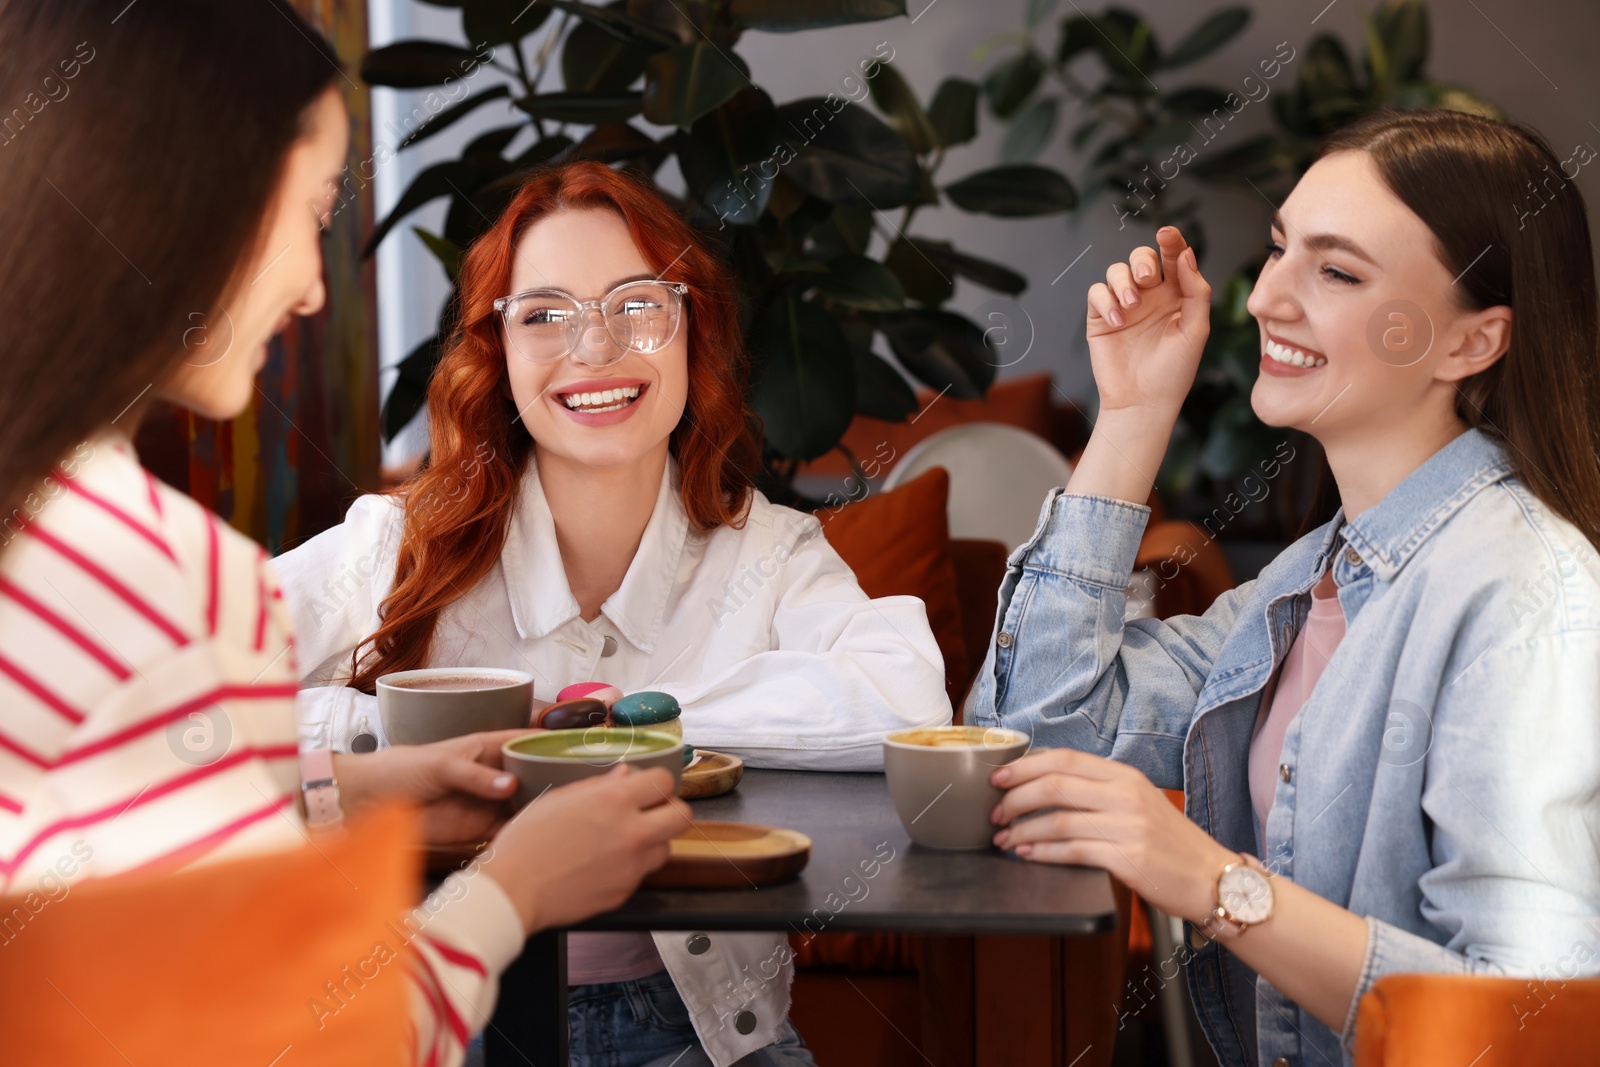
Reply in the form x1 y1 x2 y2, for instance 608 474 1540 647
272 450 950 1066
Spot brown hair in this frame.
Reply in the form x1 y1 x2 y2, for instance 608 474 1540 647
0 0 341 542
347 161 760 691
1302 108 1600 545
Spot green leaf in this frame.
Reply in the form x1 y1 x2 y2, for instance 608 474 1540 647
1161 8 1250 70
547 0 678 46
775 98 922 208
363 160 481 257
461 123 524 169
1056 15 1098 65
411 227 464 281
569 123 669 168
999 96 1057 163
562 3 655 91
926 77 979 148
1372 0 1428 84
805 204 874 260
1087 9 1161 79
1024 0 1056 29
360 40 487 88
1070 116 1103 151
878 309 996 398
943 163 1077 216
677 87 781 225
643 41 748 131
1187 134 1282 182
902 238 1026 294
841 320 918 420
747 296 857 460
983 50 1043 119
815 254 906 311
463 0 549 48
1161 86 1233 118
884 237 954 304
382 334 442 441
397 85 514 149
516 91 643 123
728 0 904 32
868 63 938 156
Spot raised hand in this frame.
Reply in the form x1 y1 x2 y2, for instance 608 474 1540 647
1085 225 1212 420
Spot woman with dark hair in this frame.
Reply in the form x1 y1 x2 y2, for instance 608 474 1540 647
970 108 1600 1065
0 4 690 1066
274 158 950 1067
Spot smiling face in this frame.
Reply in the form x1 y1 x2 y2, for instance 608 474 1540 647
1245 149 1511 447
502 206 689 471
158 86 348 420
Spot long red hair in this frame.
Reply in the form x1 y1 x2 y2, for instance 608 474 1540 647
349 161 760 691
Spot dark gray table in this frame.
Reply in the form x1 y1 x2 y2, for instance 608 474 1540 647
483 769 1118 1065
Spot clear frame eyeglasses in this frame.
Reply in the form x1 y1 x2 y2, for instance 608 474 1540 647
492 279 689 366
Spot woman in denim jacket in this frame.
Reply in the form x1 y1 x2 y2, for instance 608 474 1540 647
968 109 1600 1066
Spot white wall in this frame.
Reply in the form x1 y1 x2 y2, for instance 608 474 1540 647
368 0 1600 464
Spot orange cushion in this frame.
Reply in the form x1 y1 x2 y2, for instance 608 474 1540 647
803 373 1057 478
1355 974 1600 1066
0 803 419 1066
817 466 967 706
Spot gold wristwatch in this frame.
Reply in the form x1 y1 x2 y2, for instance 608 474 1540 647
1212 852 1275 934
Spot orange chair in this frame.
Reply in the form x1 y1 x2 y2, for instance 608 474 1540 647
1355 974 1600 1065
0 804 420 1065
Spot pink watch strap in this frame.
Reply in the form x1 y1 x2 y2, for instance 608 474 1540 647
300 747 344 829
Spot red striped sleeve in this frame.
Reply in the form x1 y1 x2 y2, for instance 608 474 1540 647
22 525 189 646
144 470 164 519
1 743 300 878
0 576 132 680
120 792 295 876
0 728 50 769
0 792 22 814
409 949 469 1051
54 472 177 563
417 932 488 978
204 515 220 636
54 683 299 768
253 571 269 652
0 651 85 724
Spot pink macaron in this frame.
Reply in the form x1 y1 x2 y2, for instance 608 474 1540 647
556 681 624 709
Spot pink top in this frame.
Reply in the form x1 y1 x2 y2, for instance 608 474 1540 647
1249 568 1347 838
566 931 667 984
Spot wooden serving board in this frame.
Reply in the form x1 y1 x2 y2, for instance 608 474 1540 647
678 749 743 799
641 821 811 889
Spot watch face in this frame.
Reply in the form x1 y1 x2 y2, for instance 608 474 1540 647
1219 865 1274 924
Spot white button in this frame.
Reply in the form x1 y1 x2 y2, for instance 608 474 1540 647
996 631 1014 649
1344 547 1361 566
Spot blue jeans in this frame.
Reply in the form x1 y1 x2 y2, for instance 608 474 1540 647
465 970 816 1067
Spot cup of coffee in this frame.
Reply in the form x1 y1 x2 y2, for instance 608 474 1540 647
376 667 536 746
883 724 1030 850
501 727 684 806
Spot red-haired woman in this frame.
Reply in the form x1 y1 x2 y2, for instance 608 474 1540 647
273 160 950 1066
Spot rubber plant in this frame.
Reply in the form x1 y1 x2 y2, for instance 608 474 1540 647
362 0 1079 492
977 0 1498 534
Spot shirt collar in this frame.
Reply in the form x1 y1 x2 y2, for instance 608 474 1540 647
1312 428 1514 582
500 451 689 652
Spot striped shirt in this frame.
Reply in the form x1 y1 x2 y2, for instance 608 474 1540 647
0 430 522 1067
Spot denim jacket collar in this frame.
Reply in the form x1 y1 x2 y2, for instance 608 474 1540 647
1312 427 1515 583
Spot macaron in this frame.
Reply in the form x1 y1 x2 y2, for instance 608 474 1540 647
611 690 682 740
536 697 609 731
556 681 623 709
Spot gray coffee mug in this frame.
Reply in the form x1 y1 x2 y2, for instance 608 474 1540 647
883 725 1030 849
376 667 535 746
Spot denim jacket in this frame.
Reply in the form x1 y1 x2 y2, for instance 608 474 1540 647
965 428 1600 1067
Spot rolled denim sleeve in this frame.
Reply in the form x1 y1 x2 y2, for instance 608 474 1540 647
965 491 1254 790
1336 631 1600 1055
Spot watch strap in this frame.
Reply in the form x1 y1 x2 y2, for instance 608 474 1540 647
300 747 344 830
